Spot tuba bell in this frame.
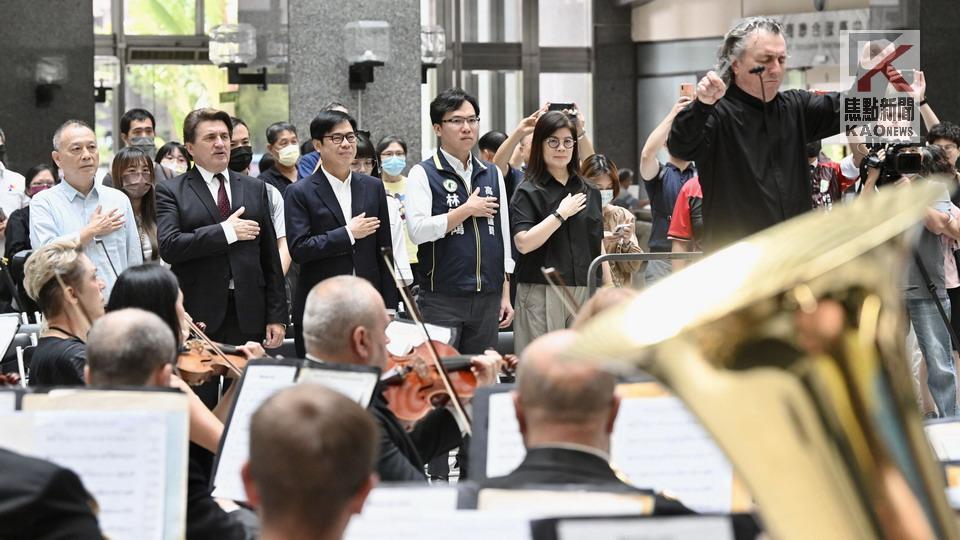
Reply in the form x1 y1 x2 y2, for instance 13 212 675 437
573 181 958 539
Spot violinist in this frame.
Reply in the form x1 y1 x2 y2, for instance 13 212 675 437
84 309 253 539
302 275 501 482
106 264 266 456
23 239 104 387
480 330 691 515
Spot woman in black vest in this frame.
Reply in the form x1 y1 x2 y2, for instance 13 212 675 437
510 111 610 351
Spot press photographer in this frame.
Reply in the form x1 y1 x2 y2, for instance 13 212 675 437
862 144 960 417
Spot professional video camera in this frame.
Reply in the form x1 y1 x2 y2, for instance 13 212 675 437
862 143 922 186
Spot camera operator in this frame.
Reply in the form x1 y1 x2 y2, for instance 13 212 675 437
862 145 960 417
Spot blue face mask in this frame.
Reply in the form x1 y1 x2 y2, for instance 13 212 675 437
600 189 614 206
381 156 406 177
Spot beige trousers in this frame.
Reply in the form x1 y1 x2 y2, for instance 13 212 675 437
513 282 590 354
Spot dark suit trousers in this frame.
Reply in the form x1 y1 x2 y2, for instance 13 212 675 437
194 292 264 409
419 291 501 354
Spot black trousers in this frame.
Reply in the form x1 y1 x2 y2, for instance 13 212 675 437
418 290 501 354
193 291 263 409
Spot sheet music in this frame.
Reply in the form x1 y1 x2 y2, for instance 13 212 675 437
478 489 653 516
32 410 168 540
296 366 379 407
0 389 16 413
361 485 459 515
346 511 530 540
212 363 298 501
925 421 960 461
485 391 526 477
610 397 733 514
386 320 453 356
554 515 734 540
0 314 20 359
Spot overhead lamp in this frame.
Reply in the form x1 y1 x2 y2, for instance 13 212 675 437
94 55 121 103
421 25 446 83
344 20 391 90
209 23 267 90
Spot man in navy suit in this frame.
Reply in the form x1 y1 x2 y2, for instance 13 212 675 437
285 110 397 358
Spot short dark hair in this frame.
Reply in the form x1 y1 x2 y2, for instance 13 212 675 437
120 108 156 136
618 168 635 186
921 144 955 178
525 111 582 190
231 116 248 131
429 88 480 125
375 135 408 157
478 130 508 153
86 309 176 386
266 122 297 145
310 110 357 141
249 384 377 534
107 264 183 346
183 108 233 144
24 164 59 193
155 141 192 167
927 122 960 147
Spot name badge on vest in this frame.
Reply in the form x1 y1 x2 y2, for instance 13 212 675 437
443 179 458 193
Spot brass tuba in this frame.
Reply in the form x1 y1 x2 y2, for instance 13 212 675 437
574 181 958 539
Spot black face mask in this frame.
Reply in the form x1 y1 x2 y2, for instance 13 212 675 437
228 145 253 172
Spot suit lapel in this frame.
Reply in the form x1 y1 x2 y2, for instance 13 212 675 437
186 168 221 222
350 172 365 219
313 173 346 227
229 171 244 214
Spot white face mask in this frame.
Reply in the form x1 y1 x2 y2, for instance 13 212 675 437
600 189 614 206
277 143 300 167
162 159 187 175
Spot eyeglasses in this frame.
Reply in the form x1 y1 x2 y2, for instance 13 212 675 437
441 116 480 127
545 137 576 149
351 159 375 169
380 151 406 158
324 133 357 144
121 171 152 181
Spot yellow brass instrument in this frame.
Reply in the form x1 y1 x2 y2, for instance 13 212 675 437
574 181 957 539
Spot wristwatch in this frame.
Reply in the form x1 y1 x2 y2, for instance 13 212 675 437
552 211 565 223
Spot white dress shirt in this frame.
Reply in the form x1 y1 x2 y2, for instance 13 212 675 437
196 165 238 244
321 165 355 244
406 148 515 274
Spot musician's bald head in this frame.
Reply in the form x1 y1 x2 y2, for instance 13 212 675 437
84 308 176 387
243 383 377 539
514 330 619 453
302 275 391 369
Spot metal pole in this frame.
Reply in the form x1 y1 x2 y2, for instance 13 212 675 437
586 252 702 297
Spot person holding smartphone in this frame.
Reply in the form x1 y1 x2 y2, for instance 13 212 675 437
581 154 642 287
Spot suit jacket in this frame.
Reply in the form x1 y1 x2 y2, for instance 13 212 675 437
0 448 102 540
156 167 287 336
370 393 462 482
5 206 30 256
480 447 692 516
285 170 398 356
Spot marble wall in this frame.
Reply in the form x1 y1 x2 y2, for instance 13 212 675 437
0 0 95 174
288 0 422 161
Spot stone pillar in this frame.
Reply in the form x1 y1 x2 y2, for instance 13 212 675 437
288 0 422 160
919 0 957 127
593 0 637 172
0 0 94 173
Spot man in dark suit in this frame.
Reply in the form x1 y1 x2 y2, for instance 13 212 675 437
480 330 691 515
300 275 500 481
0 448 102 539
156 108 287 350
285 110 397 358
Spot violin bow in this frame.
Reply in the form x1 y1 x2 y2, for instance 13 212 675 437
185 317 243 377
381 247 473 436
541 267 581 317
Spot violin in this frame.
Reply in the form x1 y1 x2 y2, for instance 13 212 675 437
380 248 473 435
175 318 247 386
382 340 478 423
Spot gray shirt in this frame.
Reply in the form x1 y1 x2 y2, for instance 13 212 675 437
904 187 951 300
30 180 144 298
